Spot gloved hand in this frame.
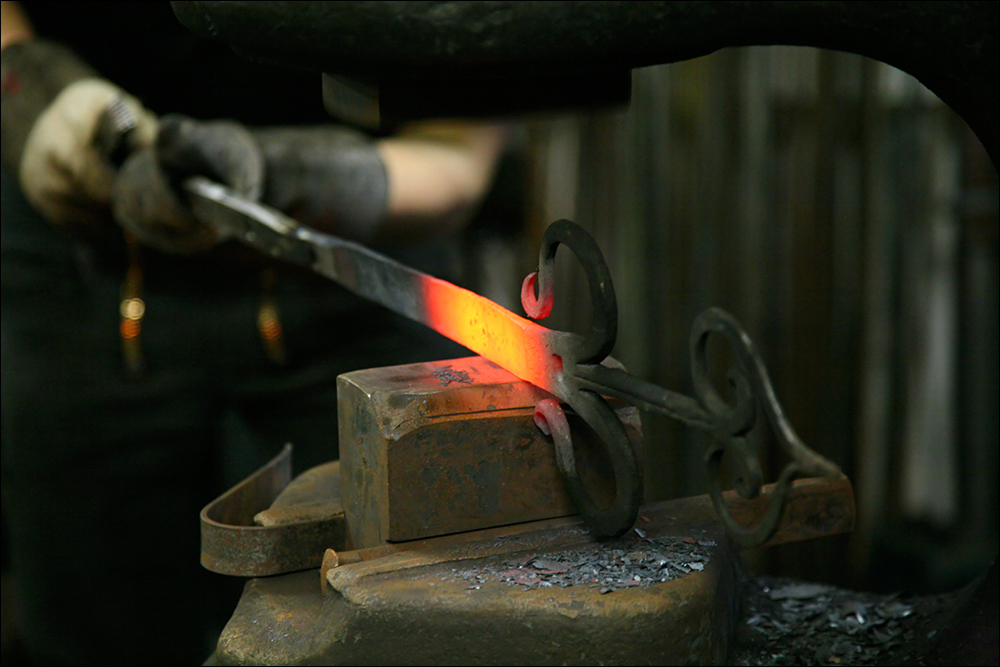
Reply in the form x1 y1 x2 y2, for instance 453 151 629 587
111 114 389 253
0 39 157 231
112 115 265 253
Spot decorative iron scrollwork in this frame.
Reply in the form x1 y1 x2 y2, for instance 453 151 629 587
530 220 843 546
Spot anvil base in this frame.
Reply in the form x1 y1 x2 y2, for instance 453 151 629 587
211 464 851 665
207 354 852 664
216 510 737 665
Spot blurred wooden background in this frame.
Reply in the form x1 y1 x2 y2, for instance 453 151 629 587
469 45 998 594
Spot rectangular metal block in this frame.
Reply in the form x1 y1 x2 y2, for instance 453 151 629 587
338 356 642 549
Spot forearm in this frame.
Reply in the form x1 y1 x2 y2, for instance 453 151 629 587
253 120 506 246
1 1 34 51
376 121 506 243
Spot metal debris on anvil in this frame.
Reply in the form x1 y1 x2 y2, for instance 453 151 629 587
732 575 950 666
441 528 717 594
431 366 474 386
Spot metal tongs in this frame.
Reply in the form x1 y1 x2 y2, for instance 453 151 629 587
182 177 842 544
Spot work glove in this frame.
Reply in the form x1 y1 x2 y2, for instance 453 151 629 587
0 39 157 232
111 114 389 254
112 116 265 253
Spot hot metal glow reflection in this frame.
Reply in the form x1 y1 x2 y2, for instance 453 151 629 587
420 273 562 396
183 177 842 543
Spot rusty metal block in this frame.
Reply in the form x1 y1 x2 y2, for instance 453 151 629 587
338 356 642 549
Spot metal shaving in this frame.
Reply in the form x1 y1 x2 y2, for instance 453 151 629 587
733 575 948 666
445 529 716 594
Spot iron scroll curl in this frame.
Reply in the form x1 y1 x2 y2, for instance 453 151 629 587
524 220 642 538
690 308 843 546
526 220 842 545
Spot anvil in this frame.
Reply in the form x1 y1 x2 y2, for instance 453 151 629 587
201 356 854 665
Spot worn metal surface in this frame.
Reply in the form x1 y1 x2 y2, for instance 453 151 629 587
332 475 855 571
218 520 737 665
204 423 849 580
664 475 855 548
214 476 853 664
200 445 346 576
338 355 643 548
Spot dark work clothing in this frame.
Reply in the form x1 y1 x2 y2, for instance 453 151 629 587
2 3 468 664
1 167 464 664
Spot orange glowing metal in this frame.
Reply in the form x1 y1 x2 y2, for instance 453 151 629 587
420 274 562 396
181 180 645 537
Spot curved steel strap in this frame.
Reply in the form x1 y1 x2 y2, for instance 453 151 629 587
525 219 618 364
534 395 642 539
524 220 640 538
690 308 843 546
561 389 642 537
